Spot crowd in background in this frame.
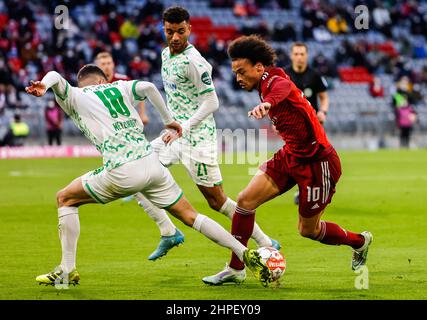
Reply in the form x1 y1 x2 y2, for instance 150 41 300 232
0 0 427 146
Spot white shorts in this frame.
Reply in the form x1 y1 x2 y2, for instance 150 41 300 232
151 137 223 187
81 153 183 208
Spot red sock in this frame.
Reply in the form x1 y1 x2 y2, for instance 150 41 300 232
229 206 255 270
316 221 365 249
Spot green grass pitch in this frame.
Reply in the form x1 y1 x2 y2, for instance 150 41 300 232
1 150 426 300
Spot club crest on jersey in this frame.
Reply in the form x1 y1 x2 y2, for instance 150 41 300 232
201 72 212 85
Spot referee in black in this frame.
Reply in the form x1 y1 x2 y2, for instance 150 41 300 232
285 42 330 204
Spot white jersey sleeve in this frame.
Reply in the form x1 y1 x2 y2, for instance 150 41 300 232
41 71 74 115
124 80 174 125
186 56 215 96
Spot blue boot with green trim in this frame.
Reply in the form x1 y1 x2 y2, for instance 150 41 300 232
148 228 185 261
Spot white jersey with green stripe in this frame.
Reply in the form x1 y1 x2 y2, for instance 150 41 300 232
54 80 151 171
161 44 216 147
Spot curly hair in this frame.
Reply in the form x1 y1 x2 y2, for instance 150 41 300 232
162 6 190 24
228 35 277 66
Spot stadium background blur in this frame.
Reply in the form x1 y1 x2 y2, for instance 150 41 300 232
0 0 427 149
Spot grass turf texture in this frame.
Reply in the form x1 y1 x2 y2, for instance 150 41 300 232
1 150 426 300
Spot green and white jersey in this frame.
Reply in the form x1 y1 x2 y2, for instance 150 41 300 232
161 44 216 147
53 80 151 171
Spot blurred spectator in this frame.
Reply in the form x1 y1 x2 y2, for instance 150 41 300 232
421 65 427 85
44 100 63 146
120 16 140 39
313 25 332 42
276 0 290 9
234 0 260 17
302 19 314 40
9 113 29 146
275 48 291 68
207 39 229 65
372 3 392 37
234 1 248 17
138 0 164 21
245 0 260 16
272 22 296 42
392 77 418 148
327 14 349 34
210 0 235 8
312 53 337 78
129 55 152 79
240 20 269 38
369 77 385 98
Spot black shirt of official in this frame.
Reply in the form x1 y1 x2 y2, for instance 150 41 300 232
284 66 328 112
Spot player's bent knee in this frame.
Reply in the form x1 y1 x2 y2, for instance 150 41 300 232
56 189 81 207
236 192 256 210
56 189 67 207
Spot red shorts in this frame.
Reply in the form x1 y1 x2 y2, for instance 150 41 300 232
259 146 342 218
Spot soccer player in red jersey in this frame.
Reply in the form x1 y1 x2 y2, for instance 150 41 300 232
95 52 149 124
203 35 373 286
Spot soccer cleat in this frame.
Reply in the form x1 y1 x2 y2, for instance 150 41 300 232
352 231 373 271
148 228 185 261
202 264 246 286
243 249 272 287
36 266 80 286
270 238 282 250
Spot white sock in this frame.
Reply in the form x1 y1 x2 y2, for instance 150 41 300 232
192 213 246 261
135 192 176 237
58 206 80 274
219 197 272 247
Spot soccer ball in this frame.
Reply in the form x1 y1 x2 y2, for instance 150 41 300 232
257 246 286 282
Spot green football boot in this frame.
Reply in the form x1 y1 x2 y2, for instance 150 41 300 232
36 266 80 286
243 249 272 287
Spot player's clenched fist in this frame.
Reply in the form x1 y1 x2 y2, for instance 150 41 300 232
25 80 47 97
248 102 271 119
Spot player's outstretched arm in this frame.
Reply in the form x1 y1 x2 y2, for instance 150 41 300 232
26 71 68 98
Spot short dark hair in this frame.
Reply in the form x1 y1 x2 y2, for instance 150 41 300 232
162 6 190 24
77 64 107 82
290 42 308 52
228 35 277 67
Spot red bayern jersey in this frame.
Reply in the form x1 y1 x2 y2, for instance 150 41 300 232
259 67 331 158
110 72 130 82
